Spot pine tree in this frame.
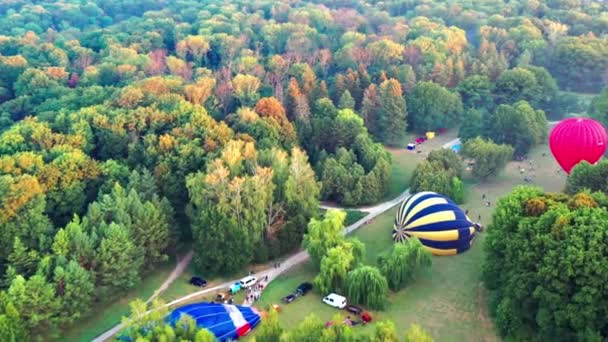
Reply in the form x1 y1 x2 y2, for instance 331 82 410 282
7 275 60 336
0 294 28 342
96 222 142 294
378 79 407 145
338 90 355 110
53 260 94 324
7 237 39 277
361 84 382 137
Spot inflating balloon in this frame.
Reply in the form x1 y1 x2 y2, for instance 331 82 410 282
393 192 482 256
167 302 261 341
549 118 607 174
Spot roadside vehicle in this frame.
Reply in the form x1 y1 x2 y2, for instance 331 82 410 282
295 282 313 296
346 304 362 315
189 276 207 287
239 276 257 288
322 293 347 309
282 294 296 304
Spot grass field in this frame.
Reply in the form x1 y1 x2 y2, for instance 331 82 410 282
254 143 567 341
385 131 458 199
61 262 176 342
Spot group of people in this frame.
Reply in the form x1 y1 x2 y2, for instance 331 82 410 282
464 193 492 223
245 281 265 305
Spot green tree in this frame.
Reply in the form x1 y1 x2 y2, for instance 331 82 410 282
483 186 608 340
345 265 388 310
404 324 434 342
320 314 358 342
378 238 432 291
256 308 282 342
314 242 356 295
451 177 464 204
279 147 321 254
53 260 94 325
7 275 59 337
120 298 171 341
426 148 464 179
458 109 485 143
589 88 608 128
409 161 452 198
463 137 514 180
194 329 216 342
408 81 463 132
378 79 407 145
487 101 547 156
0 295 27 342
282 314 325 342
566 160 608 195
96 222 142 294
494 67 538 105
338 90 355 110
522 65 558 110
87 183 173 271
374 320 398 342
457 75 494 110
302 210 346 269
7 237 39 277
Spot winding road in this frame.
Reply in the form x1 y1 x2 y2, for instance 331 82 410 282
91 136 465 342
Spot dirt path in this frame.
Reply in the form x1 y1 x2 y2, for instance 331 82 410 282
146 250 194 304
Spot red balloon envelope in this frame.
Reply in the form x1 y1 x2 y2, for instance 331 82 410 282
549 118 608 174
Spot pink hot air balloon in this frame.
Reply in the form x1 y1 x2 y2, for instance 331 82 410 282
549 118 608 174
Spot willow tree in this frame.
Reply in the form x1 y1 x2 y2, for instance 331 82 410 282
345 265 388 310
314 243 355 295
378 238 432 291
302 210 346 269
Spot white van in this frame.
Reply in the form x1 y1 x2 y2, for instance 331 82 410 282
322 293 347 309
239 276 258 288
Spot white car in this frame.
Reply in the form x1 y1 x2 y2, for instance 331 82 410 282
322 293 347 309
239 276 258 288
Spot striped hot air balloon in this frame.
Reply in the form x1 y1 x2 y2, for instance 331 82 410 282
393 192 481 256
167 302 261 341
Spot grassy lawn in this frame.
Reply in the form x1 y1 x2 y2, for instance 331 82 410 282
61 262 176 342
385 130 459 200
255 144 566 341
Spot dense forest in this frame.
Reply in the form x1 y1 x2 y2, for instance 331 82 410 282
1 0 608 340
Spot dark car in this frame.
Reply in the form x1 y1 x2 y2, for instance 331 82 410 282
282 294 296 304
295 282 313 296
346 305 362 315
190 276 208 287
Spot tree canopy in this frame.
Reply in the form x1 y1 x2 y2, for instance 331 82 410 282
483 186 608 340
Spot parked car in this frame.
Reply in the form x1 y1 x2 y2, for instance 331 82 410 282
322 293 347 309
239 276 258 288
216 292 231 303
346 304 362 315
190 276 208 287
229 282 241 294
295 282 313 296
282 294 296 304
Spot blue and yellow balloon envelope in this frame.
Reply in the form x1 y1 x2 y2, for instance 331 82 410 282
393 191 478 256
